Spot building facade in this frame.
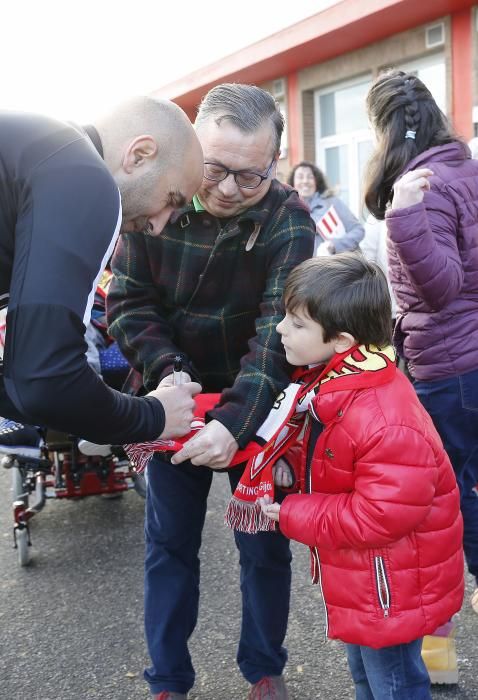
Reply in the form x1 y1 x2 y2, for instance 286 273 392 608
152 0 478 216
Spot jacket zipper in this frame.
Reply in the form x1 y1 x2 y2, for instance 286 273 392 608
305 414 329 639
374 555 391 617
311 546 329 639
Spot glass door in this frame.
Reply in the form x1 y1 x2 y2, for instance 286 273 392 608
315 75 372 218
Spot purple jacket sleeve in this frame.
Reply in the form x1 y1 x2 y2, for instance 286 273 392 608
385 188 463 310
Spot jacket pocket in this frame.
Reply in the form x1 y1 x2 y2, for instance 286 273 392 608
374 555 391 618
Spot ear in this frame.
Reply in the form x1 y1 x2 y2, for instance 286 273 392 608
333 332 356 354
122 135 158 174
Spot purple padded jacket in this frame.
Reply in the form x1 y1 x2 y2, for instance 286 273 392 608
385 142 478 381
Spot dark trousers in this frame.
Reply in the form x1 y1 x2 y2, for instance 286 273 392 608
143 455 292 695
414 367 478 584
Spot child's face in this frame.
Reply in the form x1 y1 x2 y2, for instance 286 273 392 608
276 307 337 367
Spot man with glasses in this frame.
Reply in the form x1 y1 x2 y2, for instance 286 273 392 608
107 84 315 700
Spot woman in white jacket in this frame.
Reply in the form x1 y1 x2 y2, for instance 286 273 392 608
360 214 397 320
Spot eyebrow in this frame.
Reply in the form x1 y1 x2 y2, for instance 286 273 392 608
167 190 187 208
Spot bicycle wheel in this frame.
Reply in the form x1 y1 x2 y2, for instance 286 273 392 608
15 527 30 566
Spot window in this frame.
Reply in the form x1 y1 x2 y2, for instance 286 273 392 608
313 54 446 219
425 23 445 49
315 75 372 218
398 53 446 114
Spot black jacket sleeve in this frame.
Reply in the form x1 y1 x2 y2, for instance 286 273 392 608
2 138 164 443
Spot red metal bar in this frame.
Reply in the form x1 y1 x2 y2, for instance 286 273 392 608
286 72 300 166
451 7 473 139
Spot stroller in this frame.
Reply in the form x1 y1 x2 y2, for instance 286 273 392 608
1 341 146 567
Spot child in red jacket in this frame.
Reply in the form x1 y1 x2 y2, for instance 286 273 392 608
258 253 464 700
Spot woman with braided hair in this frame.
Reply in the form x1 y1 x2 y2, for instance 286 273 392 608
364 68 478 686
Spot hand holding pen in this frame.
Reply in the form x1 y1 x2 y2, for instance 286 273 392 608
173 355 183 386
155 355 193 388
147 354 201 439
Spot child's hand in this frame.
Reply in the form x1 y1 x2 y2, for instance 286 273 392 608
391 168 433 210
257 495 281 522
272 458 294 488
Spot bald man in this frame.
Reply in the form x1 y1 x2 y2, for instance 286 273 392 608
0 98 203 444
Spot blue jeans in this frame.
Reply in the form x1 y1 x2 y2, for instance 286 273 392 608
143 455 292 695
346 639 431 699
414 368 478 584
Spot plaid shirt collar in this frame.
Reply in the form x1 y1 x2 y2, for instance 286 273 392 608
171 179 297 228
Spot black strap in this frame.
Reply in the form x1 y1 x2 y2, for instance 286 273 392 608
82 124 104 159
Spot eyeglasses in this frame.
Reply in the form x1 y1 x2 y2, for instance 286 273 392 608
203 158 275 189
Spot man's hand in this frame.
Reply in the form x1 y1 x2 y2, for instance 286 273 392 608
147 383 201 439
171 419 238 468
391 168 434 210
272 458 294 488
158 371 192 387
257 494 281 523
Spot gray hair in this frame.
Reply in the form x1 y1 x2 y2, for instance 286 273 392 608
195 83 284 155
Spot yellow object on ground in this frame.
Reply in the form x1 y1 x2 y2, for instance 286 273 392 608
421 633 458 685
471 588 478 614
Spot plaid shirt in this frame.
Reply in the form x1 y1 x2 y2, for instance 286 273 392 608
107 180 315 447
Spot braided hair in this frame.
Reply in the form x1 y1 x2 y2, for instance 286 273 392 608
363 69 461 219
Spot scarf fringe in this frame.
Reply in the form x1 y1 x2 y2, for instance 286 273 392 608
123 444 154 474
224 497 276 534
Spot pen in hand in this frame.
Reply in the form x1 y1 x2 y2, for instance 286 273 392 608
173 355 183 386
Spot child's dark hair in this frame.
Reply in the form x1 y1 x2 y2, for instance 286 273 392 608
284 253 392 346
364 69 462 220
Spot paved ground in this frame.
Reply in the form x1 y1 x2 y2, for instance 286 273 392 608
0 463 476 700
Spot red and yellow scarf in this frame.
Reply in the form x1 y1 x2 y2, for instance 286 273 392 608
224 344 396 533
124 344 396 534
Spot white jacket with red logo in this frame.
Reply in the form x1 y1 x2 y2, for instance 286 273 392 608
279 364 464 648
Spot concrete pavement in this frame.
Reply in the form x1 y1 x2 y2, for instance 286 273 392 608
0 465 476 699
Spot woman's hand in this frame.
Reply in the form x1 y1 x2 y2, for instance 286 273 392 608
391 168 434 211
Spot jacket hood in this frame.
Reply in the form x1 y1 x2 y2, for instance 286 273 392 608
403 140 470 176
309 344 397 424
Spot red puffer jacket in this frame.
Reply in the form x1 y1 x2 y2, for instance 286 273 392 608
280 367 464 648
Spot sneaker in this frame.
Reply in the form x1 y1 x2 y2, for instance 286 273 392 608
153 693 188 699
0 419 43 458
248 676 289 700
471 587 478 614
421 622 458 684
77 439 112 457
